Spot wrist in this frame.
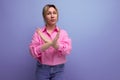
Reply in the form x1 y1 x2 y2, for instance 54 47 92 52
53 44 59 49
48 41 53 46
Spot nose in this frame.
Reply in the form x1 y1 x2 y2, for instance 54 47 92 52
51 13 54 18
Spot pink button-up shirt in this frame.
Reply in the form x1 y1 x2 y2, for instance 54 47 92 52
29 26 72 65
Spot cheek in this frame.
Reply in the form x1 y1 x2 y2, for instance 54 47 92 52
45 16 50 19
45 16 50 21
55 16 58 19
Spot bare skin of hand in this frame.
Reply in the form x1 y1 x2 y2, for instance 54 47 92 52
36 28 60 49
36 28 51 43
52 29 60 49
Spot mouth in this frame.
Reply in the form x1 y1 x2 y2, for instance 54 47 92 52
51 19 56 22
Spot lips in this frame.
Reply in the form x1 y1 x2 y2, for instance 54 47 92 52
51 19 56 22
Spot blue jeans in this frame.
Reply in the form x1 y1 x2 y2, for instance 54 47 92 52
36 61 65 80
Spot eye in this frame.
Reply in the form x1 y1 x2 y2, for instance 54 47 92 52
53 11 57 14
47 12 51 15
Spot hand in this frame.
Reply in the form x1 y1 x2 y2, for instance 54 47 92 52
36 28 60 49
36 28 51 43
52 29 60 49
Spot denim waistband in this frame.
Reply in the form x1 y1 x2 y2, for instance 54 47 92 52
37 61 64 68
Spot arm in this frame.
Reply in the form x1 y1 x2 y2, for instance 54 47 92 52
37 28 60 51
29 32 42 58
36 28 53 51
29 29 52 58
57 30 72 55
35 28 72 55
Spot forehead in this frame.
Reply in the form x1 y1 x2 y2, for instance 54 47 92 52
47 7 57 12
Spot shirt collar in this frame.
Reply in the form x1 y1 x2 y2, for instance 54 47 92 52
41 26 59 32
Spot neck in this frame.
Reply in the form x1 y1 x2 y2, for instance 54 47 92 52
46 24 56 30
46 24 56 34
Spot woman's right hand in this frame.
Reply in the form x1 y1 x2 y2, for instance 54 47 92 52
36 28 51 43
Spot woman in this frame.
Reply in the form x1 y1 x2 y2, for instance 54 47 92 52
29 4 72 80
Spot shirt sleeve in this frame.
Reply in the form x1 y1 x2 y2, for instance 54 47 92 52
57 30 72 55
29 31 44 58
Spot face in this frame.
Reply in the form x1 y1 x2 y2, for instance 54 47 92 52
45 7 58 26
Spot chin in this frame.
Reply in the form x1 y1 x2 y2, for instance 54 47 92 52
50 23 56 25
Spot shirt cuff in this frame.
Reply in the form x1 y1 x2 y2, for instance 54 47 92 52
57 44 64 53
36 46 42 57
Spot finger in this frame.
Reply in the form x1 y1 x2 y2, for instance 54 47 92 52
39 33 50 42
36 28 41 32
36 28 47 42
56 31 60 39
57 28 60 36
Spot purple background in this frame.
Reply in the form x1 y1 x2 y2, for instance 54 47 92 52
0 0 120 80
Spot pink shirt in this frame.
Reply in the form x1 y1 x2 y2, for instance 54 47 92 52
29 26 72 65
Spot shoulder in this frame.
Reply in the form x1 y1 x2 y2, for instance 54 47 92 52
59 29 69 37
60 28 68 34
56 26 69 35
